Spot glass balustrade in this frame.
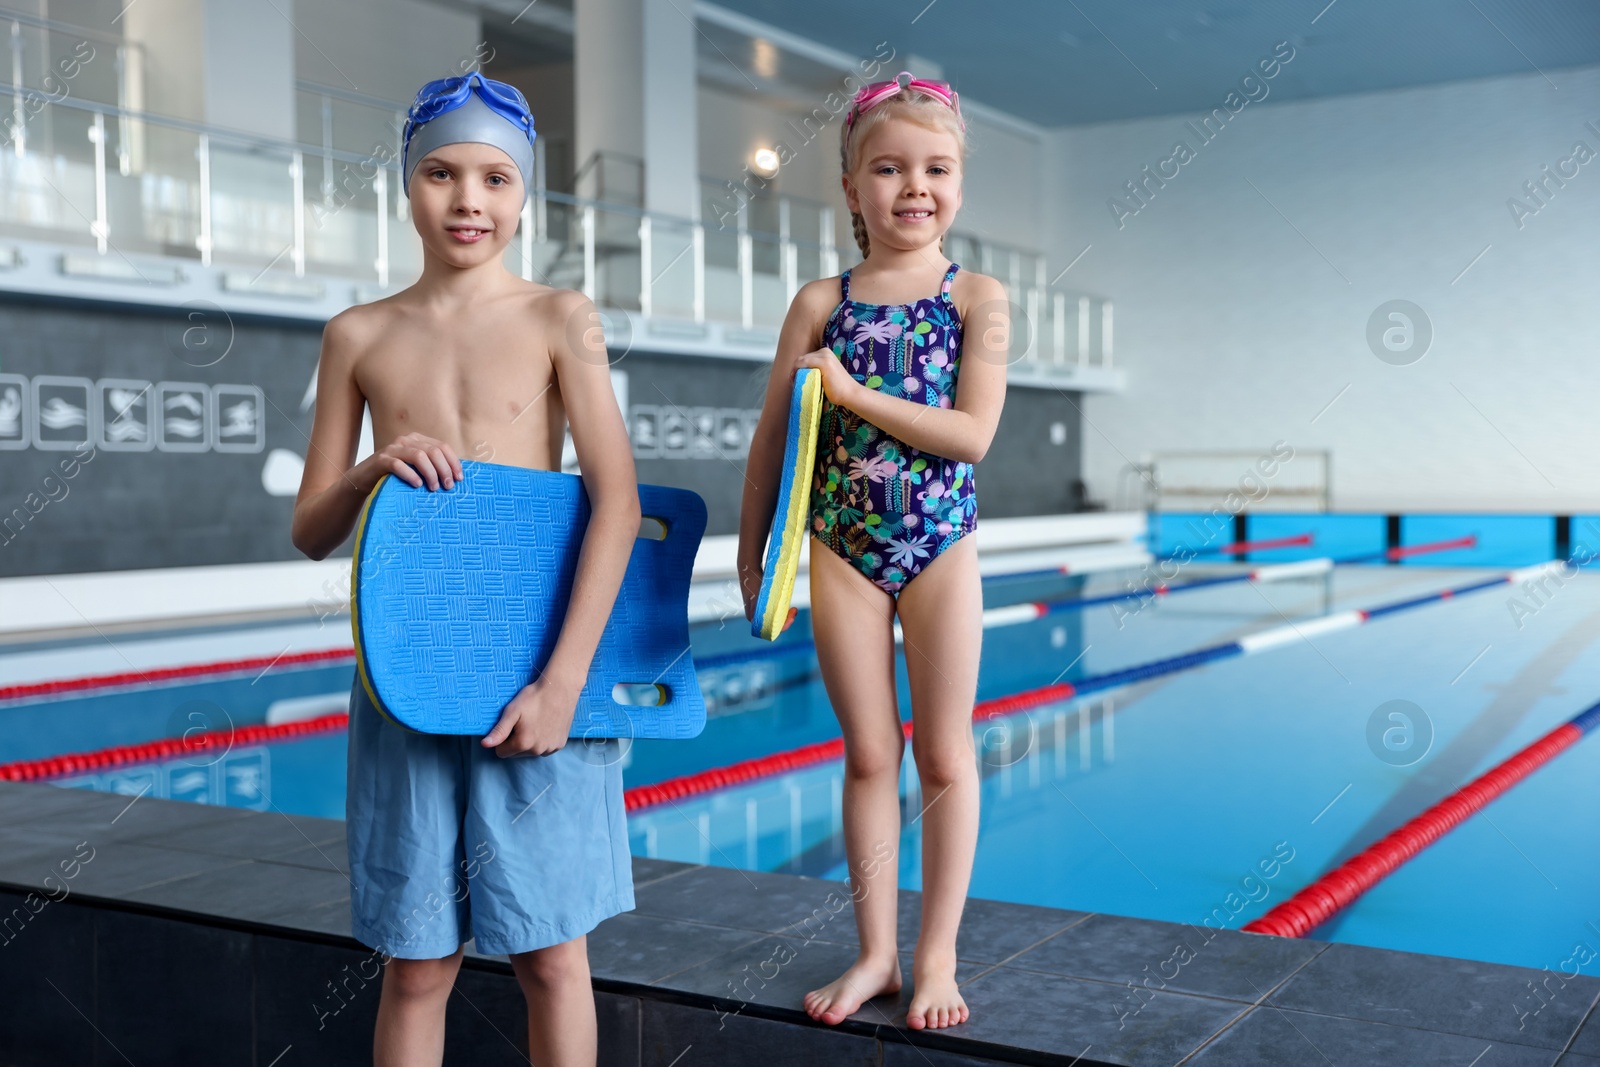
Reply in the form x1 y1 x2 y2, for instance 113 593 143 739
0 82 1112 370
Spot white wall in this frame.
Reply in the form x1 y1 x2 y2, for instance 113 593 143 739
201 0 295 141
122 0 292 156
292 0 481 103
122 0 203 126
698 83 843 218
1049 64 1600 513
959 117 1043 252
640 0 699 219
575 0 643 166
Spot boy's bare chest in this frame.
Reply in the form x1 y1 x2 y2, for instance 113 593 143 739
356 319 562 454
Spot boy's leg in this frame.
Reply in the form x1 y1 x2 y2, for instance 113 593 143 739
803 536 905 1025
509 935 595 1066
374 946 466 1067
895 534 982 1030
345 678 476 1060
460 702 634 1057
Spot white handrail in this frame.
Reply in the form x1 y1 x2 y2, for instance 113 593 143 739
0 84 1114 370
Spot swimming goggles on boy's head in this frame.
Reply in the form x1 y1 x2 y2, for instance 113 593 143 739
845 71 964 132
402 72 537 201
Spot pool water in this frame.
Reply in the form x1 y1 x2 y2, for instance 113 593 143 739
6 559 1598 973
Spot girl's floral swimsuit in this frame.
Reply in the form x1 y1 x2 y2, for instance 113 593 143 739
809 261 977 595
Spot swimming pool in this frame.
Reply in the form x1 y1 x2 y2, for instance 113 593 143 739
5 555 1597 974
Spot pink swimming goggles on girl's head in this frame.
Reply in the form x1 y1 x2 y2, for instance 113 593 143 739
845 71 965 132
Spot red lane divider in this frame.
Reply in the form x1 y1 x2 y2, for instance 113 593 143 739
622 682 1078 812
1206 533 1314 555
0 713 351 783
624 735 844 811
0 647 356 704
1154 532 1314 564
1244 698 1600 938
0 675 1082 797
1385 535 1476 560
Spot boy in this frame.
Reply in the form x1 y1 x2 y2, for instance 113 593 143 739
291 73 640 1066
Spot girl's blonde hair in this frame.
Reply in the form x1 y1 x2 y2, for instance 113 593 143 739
839 89 966 260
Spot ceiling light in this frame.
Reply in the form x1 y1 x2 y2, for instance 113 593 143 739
751 147 780 178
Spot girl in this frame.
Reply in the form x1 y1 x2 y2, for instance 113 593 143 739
739 72 1009 1031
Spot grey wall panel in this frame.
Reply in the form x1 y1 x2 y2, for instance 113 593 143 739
0 297 1084 577
622 352 771 543
974 385 1085 519
623 353 1088 532
0 296 323 578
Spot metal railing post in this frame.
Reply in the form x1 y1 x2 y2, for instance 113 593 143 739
89 112 107 253
395 113 407 223
1102 300 1114 368
736 196 752 328
196 134 212 267
692 224 704 323
114 43 130 175
520 195 533 282
291 148 305 277
738 228 752 329
783 240 797 309
320 94 334 203
1024 285 1039 367
638 214 652 317
1052 291 1066 366
1077 296 1090 367
779 197 796 306
820 205 837 277
374 166 388 287
582 204 595 301
10 21 24 157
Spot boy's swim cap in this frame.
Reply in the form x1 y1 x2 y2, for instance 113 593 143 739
402 72 537 201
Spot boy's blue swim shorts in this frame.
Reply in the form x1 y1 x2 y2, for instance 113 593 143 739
345 677 635 959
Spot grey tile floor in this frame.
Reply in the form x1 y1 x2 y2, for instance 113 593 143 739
1 780 1597 1066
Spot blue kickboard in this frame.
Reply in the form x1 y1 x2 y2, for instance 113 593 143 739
351 459 708 739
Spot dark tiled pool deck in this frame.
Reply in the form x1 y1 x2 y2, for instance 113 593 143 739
1 780 1596 1066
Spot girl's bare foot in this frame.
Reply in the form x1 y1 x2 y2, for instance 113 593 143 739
803 954 902 1025
907 952 967 1030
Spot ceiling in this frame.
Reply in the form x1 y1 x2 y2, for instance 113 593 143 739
694 0 1600 128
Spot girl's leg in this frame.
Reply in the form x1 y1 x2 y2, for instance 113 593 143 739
803 535 906 1025
895 534 982 1030
374 945 465 1066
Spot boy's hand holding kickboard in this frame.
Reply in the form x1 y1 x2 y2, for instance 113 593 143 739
351 458 708 739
